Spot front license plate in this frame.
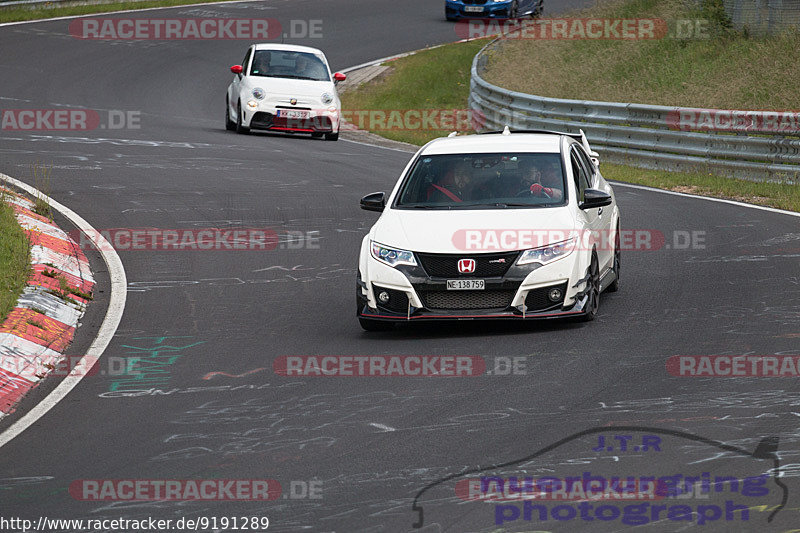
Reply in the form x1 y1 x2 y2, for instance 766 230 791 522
464 5 483 11
278 110 310 119
447 279 485 290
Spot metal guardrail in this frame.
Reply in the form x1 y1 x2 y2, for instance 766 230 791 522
468 40 800 182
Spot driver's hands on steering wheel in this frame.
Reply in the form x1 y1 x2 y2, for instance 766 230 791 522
530 183 553 198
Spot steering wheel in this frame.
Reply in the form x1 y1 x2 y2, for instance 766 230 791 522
515 188 552 199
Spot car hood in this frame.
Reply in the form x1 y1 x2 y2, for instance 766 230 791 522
371 207 577 253
242 76 332 97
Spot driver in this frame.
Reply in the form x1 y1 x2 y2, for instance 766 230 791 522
295 54 324 79
520 159 563 200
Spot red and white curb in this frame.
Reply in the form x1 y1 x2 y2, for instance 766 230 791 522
0 174 125 449
0 187 95 417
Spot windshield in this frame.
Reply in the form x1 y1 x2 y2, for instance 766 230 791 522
394 153 567 209
249 50 330 81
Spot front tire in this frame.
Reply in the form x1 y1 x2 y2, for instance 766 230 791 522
225 98 236 131
325 132 339 141
607 223 621 293
235 101 250 134
579 253 600 322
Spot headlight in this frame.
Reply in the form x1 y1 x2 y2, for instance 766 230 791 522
246 100 258 109
321 92 333 105
252 87 265 100
517 238 575 265
371 241 417 268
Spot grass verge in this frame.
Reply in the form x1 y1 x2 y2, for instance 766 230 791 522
341 39 490 146
483 0 800 109
0 0 240 24
0 189 31 324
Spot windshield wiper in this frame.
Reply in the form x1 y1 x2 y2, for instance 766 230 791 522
458 202 532 208
273 74 321 80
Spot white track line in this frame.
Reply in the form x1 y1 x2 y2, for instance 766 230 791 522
610 181 800 219
0 173 127 449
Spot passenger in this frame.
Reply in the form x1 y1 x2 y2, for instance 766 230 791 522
426 160 471 202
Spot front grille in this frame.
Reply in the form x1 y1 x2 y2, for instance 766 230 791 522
372 284 409 313
524 282 567 312
250 113 332 132
275 105 312 110
419 290 515 310
416 252 519 278
462 0 487 4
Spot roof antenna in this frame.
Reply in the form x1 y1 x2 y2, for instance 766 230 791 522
502 125 511 135
447 131 458 137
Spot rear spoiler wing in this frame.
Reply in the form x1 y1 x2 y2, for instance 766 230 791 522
478 126 600 166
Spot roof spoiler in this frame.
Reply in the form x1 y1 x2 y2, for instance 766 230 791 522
479 126 601 165
579 129 600 166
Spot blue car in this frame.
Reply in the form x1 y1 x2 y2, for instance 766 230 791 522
445 0 543 21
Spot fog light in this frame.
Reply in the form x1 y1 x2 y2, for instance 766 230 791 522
378 291 390 304
548 288 563 302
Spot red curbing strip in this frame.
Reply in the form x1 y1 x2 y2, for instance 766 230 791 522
10 204 51 224
25 229 75 256
30 265 94 296
0 308 76 353
0 368 37 414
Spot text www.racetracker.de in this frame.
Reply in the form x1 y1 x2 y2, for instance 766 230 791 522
0 516 270 531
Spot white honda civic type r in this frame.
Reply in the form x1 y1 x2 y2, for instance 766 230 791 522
356 129 620 331
226 43 346 140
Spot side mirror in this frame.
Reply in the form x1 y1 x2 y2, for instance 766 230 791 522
360 192 386 212
333 72 347 84
230 65 243 75
580 189 612 210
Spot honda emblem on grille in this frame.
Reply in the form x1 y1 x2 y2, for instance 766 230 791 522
458 259 476 274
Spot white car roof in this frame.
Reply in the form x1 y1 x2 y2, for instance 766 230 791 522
420 133 563 155
252 43 325 55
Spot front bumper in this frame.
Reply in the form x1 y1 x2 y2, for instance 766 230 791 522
446 1 514 19
242 105 339 133
358 249 590 322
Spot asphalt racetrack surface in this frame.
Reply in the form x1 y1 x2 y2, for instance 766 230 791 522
1 0 800 531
